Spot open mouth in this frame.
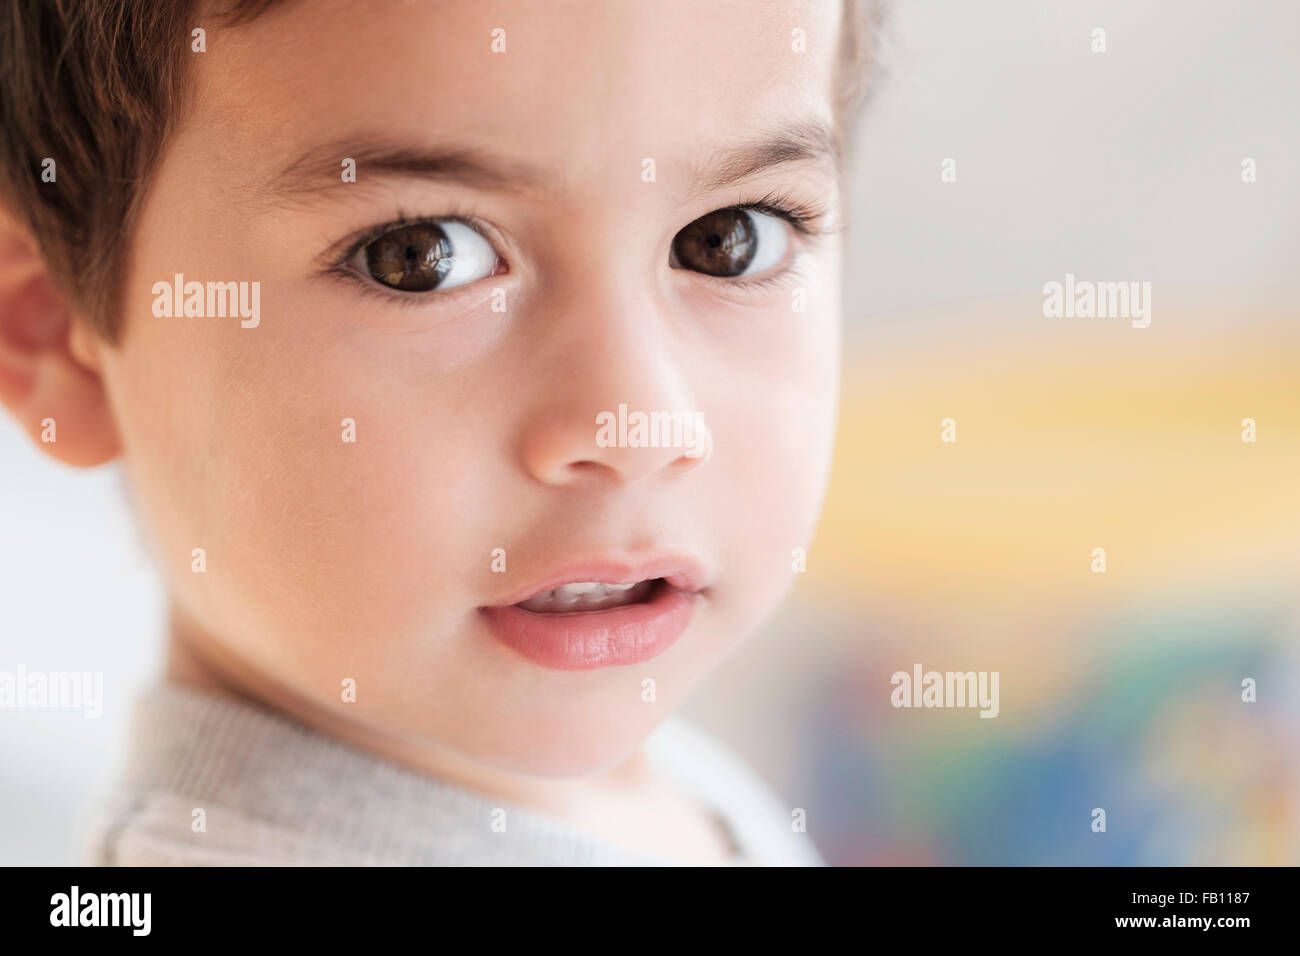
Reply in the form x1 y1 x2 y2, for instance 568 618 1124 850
480 555 709 669
513 578 664 614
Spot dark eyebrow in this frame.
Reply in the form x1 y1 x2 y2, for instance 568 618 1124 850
260 140 559 205
684 117 842 201
258 116 840 206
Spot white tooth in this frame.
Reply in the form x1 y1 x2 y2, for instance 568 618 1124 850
558 582 602 596
517 580 653 613
518 590 553 612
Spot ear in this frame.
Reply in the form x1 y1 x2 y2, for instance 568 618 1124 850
0 208 120 466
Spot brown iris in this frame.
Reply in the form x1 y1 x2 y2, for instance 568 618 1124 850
671 208 758 277
364 223 455 291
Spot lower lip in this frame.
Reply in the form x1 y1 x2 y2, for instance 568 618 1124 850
480 582 699 671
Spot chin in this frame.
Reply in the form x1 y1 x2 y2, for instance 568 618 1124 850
472 705 674 779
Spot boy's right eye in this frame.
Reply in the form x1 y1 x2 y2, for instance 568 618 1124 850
346 219 500 293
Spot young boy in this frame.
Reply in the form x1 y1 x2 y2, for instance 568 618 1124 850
0 0 879 865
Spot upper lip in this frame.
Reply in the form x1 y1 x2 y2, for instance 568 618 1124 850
487 552 713 607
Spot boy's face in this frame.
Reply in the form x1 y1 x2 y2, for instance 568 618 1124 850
93 0 844 775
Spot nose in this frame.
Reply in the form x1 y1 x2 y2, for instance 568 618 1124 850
522 401 713 486
517 277 713 488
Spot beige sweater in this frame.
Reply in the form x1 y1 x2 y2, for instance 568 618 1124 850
83 681 825 866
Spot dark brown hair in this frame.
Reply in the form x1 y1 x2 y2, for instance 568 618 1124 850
0 0 884 342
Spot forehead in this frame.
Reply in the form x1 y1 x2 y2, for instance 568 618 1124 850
185 0 842 197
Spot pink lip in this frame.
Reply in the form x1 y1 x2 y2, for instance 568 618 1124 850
479 554 710 671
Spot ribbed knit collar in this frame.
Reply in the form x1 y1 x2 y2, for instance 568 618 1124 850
111 681 761 866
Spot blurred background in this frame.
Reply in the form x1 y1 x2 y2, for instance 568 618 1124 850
2 0 1298 864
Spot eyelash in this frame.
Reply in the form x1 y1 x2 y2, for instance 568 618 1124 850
323 190 833 302
735 190 834 239
714 191 833 293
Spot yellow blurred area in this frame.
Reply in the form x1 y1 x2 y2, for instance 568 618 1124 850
812 294 1300 611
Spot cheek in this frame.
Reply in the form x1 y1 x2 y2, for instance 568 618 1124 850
103 294 497 672
717 382 837 618
698 300 841 636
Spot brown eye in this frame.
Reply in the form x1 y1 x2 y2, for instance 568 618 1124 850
356 220 498 293
670 207 789 278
